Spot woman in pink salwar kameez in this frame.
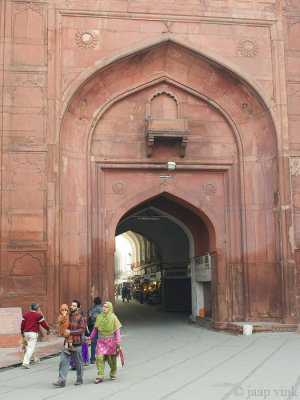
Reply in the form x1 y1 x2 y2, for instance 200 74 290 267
87 301 122 383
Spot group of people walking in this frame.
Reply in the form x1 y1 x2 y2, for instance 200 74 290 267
20 297 122 387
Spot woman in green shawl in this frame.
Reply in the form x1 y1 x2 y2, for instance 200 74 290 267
87 301 122 383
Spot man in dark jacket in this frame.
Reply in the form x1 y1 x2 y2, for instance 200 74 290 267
87 296 103 364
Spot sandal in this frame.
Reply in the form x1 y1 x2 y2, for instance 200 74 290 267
94 378 103 384
110 376 116 380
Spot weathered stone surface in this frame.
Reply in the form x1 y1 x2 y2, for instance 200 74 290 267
0 307 22 347
0 0 299 327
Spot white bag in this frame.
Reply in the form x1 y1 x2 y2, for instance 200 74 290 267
117 354 123 368
116 348 124 368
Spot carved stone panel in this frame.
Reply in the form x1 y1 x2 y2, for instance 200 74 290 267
6 252 46 295
8 153 46 242
10 73 46 143
12 2 46 65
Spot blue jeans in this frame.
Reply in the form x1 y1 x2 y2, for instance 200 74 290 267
90 333 98 362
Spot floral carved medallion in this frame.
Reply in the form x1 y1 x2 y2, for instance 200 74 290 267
112 181 127 194
202 182 217 195
238 39 259 57
75 31 98 49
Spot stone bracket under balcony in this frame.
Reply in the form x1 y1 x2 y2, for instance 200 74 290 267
145 118 189 157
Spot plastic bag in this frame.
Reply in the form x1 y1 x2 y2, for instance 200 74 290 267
117 347 124 368
18 338 26 361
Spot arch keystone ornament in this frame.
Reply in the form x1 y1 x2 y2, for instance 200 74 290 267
162 21 174 34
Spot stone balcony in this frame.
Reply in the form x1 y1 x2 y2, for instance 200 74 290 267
145 118 189 157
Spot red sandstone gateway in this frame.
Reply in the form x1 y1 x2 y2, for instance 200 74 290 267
0 0 299 332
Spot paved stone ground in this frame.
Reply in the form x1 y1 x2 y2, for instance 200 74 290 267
0 339 62 370
0 299 300 400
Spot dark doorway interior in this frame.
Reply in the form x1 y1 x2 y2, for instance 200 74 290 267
115 195 210 315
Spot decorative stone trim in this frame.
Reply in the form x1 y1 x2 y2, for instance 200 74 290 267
162 20 174 33
238 39 259 57
15 3 44 16
150 90 178 107
290 157 300 176
112 181 127 194
202 182 217 195
75 31 98 49
9 253 45 275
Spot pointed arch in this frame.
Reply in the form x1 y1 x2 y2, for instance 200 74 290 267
60 34 277 135
110 189 218 252
59 38 285 323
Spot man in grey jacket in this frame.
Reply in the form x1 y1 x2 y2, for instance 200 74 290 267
87 296 103 364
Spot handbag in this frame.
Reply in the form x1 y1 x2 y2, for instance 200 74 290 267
18 337 26 361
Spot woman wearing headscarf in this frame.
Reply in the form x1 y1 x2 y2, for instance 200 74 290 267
87 301 122 383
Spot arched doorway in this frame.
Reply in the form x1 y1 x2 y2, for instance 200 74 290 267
59 40 288 325
115 198 211 315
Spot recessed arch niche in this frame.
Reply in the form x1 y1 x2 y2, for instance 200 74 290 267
60 41 283 325
149 90 179 119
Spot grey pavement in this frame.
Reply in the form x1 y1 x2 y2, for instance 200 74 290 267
0 299 300 400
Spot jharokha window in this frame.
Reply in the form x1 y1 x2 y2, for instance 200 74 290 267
145 91 189 157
